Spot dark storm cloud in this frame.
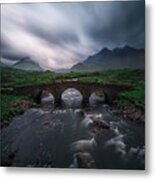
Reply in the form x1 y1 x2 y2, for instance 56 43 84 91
1 33 27 60
1 42 27 61
1 1 145 70
84 1 145 49
27 23 80 49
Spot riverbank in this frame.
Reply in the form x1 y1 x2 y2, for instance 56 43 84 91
1 67 145 126
112 100 144 123
0 94 35 128
1 99 145 169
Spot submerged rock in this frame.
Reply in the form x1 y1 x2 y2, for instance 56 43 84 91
70 152 95 168
93 119 110 130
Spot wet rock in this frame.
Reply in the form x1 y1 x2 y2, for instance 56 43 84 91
93 119 110 130
133 110 142 121
139 114 145 122
1 99 145 168
127 110 143 122
80 116 94 130
1 159 12 166
114 100 144 123
94 129 116 146
127 112 135 120
8 148 17 160
70 152 95 168
74 109 85 117
104 134 126 159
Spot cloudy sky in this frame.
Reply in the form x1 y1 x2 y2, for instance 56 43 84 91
1 1 145 70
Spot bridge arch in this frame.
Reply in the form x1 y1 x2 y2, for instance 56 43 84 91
6 81 131 106
89 91 107 106
61 88 83 108
35 89 55 104
29 83 110 106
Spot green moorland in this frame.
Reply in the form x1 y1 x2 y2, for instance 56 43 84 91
0 66 144 125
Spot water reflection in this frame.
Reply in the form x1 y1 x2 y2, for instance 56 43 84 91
1 88 144 169
41 90 54 112
61 88 106 108
61 88 83 108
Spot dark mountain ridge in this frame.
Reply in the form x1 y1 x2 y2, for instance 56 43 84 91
71 46 144 71
13 57 43 71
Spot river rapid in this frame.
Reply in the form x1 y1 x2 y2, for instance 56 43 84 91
1 88 145 169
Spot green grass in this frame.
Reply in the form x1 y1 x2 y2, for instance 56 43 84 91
0 66 99 88
117 86 145 109
80 69 144 85
1 66 144 87
1 67 55 87
0 66 145 123
79 69 145 109
0 94 31 125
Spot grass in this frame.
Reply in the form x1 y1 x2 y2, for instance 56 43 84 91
79 69 145 109
0 94 32 125
1 67 144 87
1 67 55 87
117 86 145 109
80 69 144 85
0 66 145 124
0 66 99 88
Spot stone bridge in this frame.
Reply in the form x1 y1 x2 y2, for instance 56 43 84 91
3 81 131 106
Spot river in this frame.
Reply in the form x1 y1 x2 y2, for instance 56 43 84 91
0 88 145 169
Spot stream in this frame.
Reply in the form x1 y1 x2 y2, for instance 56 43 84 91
0 88 145 169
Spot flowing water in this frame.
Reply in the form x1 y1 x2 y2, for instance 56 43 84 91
0 88 145 169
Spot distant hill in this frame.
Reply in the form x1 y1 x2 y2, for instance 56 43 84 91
13 57 43 71
54 68 70 73
0 61 7 67
71 46 145 71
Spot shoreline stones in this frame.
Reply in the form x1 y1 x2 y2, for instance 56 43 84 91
70 152 95 168
114 101 145 123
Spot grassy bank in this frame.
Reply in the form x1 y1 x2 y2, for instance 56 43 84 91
80 69 145 110
0 94 33 127
0 67 98 88
1 66 145 125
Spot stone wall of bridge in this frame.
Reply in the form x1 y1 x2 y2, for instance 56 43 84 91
3 81 131 105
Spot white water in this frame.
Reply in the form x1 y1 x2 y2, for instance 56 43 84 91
1 88 145 169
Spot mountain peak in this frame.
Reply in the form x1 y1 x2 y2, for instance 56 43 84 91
71 45 144 71
101 47 110 51
13 57 43 71
20 56 30 61
113 45 139 55
15 56 31 65
100 47 111 54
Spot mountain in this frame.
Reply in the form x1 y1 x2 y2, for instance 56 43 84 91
54 68 70 73
0 61 7 67
13 57 43 71
71 46 145 71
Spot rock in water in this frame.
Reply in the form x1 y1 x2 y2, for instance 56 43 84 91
70 137 97 153
70 152 95 168
93 119 110 130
